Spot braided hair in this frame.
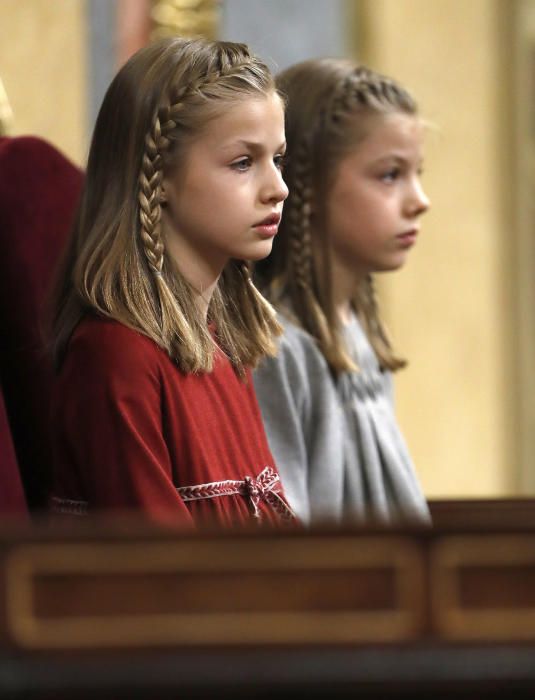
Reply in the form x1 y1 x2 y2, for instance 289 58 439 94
255 58 415 373
52 37 281 374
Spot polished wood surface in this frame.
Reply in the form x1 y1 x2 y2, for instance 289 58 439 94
428 497 535 529
0 499 534 697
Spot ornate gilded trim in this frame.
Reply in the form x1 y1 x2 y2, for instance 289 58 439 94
150 0 220 40
0 77 14 136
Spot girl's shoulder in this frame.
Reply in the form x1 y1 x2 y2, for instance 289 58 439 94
254 311 339 418
272 312 332 377
66 316 164 373
276 312 322 357
73 315 157 347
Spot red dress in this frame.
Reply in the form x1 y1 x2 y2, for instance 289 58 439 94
50 317 295 528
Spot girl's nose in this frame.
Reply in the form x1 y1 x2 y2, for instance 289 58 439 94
262 168 289 204
408 179 430 216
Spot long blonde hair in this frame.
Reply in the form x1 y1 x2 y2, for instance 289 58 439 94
51 37 281 375
255 58 418 374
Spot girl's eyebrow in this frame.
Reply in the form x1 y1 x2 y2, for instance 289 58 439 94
372 154 407 164
372 153 423 166
219 139 287 153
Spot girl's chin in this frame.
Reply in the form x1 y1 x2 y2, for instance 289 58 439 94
377 254 410 272
245 242 275 262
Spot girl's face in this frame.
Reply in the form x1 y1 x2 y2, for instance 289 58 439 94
161 91 288 287
325 113 429 281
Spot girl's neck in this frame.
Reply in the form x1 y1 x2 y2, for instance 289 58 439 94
334 298 353 326
194 278 219 318
330 250 365 327
164 229 224 319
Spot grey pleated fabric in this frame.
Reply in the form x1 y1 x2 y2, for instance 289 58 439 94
253 312 430 526
338 315 430 524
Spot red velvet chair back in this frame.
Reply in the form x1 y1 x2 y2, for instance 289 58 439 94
0 388 27 516
0 136 83 511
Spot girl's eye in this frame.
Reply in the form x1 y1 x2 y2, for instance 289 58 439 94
380 168 400 183
274 154 286 171
231 157 252 172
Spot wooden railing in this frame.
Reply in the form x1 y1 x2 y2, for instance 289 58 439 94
0 498 533 698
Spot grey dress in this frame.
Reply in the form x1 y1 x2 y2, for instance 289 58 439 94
253 313 430 526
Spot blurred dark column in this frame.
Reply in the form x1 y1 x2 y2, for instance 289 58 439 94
220 0 353 72
87 0 117 135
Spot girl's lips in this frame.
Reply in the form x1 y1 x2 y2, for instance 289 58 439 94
396 229 418 247
253 213 281 238
254 213 281 227
254 223 279 238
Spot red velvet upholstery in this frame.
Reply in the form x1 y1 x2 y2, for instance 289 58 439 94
0 136 83 510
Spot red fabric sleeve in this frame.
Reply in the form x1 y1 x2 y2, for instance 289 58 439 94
55 322 194 526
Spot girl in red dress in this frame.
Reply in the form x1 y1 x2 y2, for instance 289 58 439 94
49 37 294 528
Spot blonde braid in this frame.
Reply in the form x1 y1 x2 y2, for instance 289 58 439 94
138 112 167 275
138 77 213 277
329 68 414 120
137 92 200 354
239 260 280 338
288 140 314 293
357 276 406 371
287 139 331 338
285 137 354 370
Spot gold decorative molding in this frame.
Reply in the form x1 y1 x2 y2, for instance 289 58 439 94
150 0 220 40
0 77 14 136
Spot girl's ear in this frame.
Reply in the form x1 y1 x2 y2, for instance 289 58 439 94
160 186 168 205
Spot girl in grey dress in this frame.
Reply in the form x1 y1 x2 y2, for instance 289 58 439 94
253 58 431 526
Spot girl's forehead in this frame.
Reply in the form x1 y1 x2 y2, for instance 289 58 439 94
345 112 424 156
199 92 285 145
328 113 424 177
365 112 422 142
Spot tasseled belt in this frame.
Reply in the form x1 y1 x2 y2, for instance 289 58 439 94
176 466 295 522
